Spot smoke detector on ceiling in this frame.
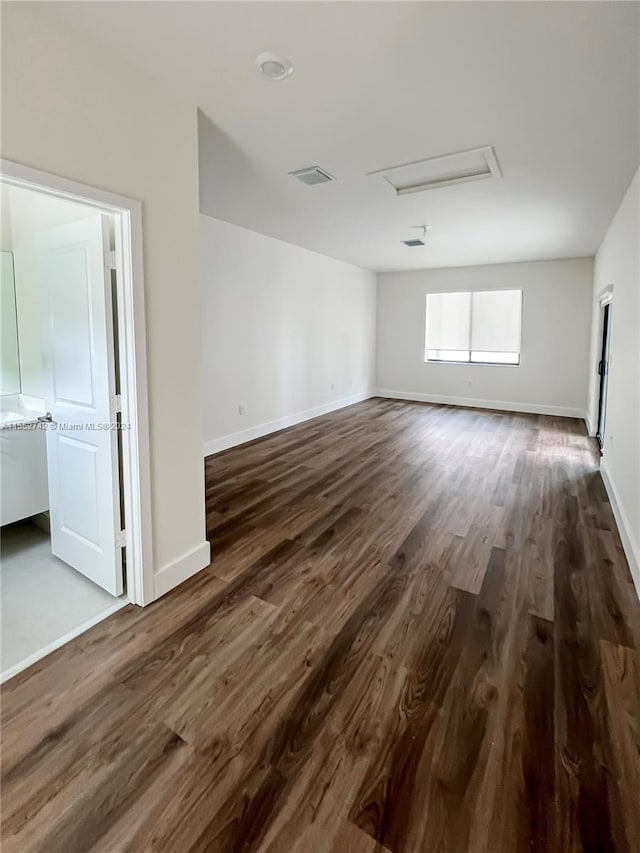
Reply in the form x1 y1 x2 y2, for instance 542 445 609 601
289 166 335 186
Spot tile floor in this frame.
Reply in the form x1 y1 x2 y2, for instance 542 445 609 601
1 521 122 678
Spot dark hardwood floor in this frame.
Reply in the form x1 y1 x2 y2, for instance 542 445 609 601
2 398 639 852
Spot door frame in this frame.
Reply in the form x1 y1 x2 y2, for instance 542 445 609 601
1 158 154 606
595 300 612 450
591 284 614 446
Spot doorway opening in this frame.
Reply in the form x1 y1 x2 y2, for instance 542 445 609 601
0 161 153 681
596 297 612 450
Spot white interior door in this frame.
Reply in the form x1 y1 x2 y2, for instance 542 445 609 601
38 214 123 596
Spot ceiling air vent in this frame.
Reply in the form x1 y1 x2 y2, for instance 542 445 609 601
368 146 501 196
289 166 335 186
402 225 430 247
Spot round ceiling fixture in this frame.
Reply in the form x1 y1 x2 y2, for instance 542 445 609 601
255 52 294 81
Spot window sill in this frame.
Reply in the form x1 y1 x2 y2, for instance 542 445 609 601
424 360 520 367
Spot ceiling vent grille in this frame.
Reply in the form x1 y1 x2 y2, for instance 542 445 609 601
289 166 335 186
402 225 430 247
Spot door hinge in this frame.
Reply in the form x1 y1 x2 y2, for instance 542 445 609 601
116 529 126 548
104 250 117 270
110 394 122 418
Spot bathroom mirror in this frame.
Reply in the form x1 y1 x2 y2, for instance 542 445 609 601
0 251 21 395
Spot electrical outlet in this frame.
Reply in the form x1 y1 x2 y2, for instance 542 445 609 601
238 404 245 416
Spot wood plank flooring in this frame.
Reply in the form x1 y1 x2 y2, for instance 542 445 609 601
2 398 639 852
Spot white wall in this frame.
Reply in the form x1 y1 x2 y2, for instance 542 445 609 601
376 258 594 418
4 185 100 401
0 190 11 251
587 168 639 587
201 215 377 453
0 251 20 395
1 3 208 595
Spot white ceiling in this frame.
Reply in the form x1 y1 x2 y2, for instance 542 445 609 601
47 1 639 272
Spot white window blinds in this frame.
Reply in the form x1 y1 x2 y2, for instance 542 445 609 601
425 291 471 351
425 289 522 364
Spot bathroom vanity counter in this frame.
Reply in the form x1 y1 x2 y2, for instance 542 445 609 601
1 252 50 524
0 395 46 429
0 396 49 525
0 411 44 428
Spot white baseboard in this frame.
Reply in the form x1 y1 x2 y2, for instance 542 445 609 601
1 598 129 685
203 391 376 457
376 389 585 420
600 458 640 598
153 540 211 600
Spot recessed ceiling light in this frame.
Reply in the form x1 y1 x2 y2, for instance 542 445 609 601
255 52 294 81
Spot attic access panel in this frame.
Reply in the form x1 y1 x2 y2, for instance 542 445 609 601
369 146 501 195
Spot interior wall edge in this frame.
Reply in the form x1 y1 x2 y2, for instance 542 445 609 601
600 457 640 600
153 540 212 601
203 391 376 457
1 2 208 585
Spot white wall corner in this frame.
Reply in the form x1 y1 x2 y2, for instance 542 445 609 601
600 458 640 599
203 390 376 457
153 540 211 600
375 389 584 420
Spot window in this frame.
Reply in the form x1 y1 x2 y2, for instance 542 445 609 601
425 289 522 365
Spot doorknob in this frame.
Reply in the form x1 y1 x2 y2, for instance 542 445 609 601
38 412 54 423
